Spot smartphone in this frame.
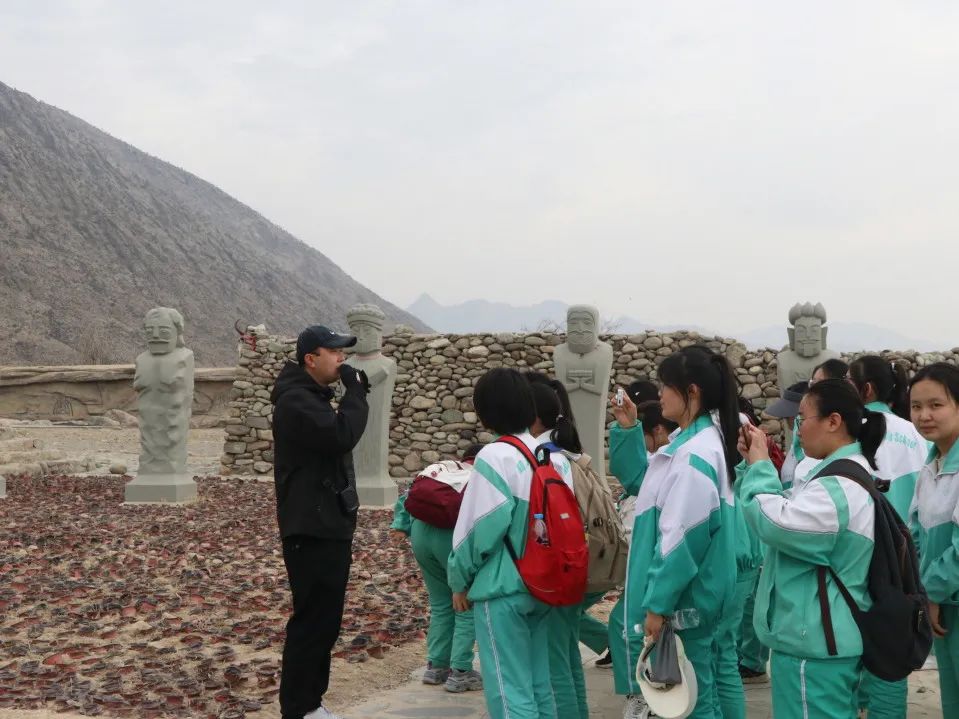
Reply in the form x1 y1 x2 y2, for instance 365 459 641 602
615 388 626 407
740 424 752 450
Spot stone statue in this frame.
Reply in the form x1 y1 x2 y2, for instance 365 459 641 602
124 307 197 503
553 305 614 483
776 301 841 391
345 303 398 506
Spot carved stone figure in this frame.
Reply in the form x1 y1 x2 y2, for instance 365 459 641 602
776 301 841 391
346 303 398 506
553 305 614 482
124 307 197 503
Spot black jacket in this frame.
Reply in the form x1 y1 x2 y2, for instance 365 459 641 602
270 361 369 540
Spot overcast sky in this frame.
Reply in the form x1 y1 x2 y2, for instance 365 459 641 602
2 2 957 345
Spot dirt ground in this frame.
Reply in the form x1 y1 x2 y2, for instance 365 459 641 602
0 424 617 718
9 425 226 477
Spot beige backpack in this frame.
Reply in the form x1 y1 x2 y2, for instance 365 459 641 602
562 450 628 594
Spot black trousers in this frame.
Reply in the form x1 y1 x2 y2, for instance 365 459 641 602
280 536 352 719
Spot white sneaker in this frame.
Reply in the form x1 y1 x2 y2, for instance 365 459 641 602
304 706 344 719
623 693 655 719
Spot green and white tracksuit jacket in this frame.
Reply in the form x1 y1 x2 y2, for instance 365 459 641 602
866 401 930 522
738 442 875 659
911 439 959 606
610 413 737 641
447 432 574 601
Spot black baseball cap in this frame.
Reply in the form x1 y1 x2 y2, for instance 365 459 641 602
766 381 810 418
296 325 357 363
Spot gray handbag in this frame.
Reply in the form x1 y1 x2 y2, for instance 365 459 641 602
640 623 683 688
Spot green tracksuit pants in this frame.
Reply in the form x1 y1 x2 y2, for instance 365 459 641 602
475 593 556 719
737 567 769 674
546 604 587 719
713 572 751 719
608 593 720 718
935 604 959 718
608 592 643 695
579 591 609 655
410 520 475 671
770 652 861 719
858 671 907 719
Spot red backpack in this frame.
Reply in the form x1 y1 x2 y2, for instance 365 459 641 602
404 460 472 529
496 436 588 607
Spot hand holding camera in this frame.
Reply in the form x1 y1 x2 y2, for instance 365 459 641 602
339 364 370 393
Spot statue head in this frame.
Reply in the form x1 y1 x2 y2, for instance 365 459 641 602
346 303 386 354
787 302 828 358
143 307 185 355
566 305 600 355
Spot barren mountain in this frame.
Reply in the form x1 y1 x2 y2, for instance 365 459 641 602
0 81 428 366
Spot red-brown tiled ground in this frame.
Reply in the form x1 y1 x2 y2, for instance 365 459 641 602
0 476 427 717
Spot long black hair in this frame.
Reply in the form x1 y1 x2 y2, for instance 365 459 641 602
814 358 849 381
805 378 886 470
525 372 583 453
910 363 959 405
657 345 741 477
849 355 909 419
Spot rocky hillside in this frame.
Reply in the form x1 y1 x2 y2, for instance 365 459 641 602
0 81 428 366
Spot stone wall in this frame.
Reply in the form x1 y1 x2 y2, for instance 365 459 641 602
221 327 959 478
0 365 235 425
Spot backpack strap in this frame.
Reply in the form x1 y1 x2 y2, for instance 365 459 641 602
495 435 541 469
812 458 874 656
494 435 545 563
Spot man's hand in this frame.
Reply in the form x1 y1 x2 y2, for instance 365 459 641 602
339 364 370 393
452 591 472 612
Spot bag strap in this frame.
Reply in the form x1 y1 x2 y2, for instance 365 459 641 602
817 566 838 656
813 458 872 655
495 436 540 563
495 435 540 469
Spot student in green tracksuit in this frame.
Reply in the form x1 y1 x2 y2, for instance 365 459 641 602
447 368 576 719
605 400 676 695
526 373 591 719
609 345 742 719
737 379 886 719
849 355 930 718
390 446 483 692
909 362 959 718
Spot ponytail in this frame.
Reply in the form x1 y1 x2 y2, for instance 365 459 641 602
859 409 886 471
806 379 888 471
524 372 583 454
710 353 743 478
850 355 909 419
548 378 583 454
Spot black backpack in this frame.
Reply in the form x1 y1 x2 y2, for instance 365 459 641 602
814 459 933 681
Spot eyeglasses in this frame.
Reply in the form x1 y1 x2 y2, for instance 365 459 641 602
796 415 822 429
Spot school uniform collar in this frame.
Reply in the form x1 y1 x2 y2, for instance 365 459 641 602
665 413 714 455
806 441 864 479
865 401 893 414
925 438 959 475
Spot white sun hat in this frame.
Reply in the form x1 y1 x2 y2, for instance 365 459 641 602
635 631 698 719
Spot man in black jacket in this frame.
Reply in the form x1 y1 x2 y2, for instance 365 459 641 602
271 325 370 719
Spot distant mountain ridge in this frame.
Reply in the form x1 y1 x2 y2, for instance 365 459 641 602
0 81 429 365
408 295 941 351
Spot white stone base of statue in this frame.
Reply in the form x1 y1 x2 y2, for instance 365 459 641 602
124 473 198 503
357 475 398 507
0 475 6 499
